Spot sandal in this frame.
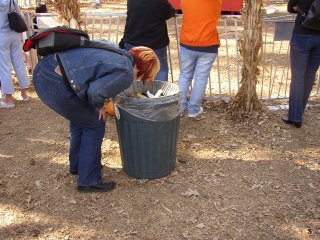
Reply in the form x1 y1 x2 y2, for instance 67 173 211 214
0 101 15 109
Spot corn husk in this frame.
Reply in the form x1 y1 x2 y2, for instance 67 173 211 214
228 0 263 116
49 0 81 29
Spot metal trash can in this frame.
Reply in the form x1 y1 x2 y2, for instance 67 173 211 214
114 81 181 179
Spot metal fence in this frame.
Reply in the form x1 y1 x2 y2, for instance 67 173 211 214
18 0 36 7
23 11 320 100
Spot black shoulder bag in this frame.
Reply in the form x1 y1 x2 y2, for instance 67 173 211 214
7 0 28 33
297 0 320 31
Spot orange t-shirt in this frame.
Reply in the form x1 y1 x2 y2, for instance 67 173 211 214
180 0 221 47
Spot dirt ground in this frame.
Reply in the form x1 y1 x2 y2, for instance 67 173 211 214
1 88 320 240
1 1 320 240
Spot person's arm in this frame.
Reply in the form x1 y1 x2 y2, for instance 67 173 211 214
87 69 133 110
288 0 299 13
161 0 176 20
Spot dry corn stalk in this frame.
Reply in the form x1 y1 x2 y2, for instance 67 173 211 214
49 0 81 29
228 0 263 117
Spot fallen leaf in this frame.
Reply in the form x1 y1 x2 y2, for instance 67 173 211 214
187 134 196 139
195 223 205 229
181 188 200 197
26 194 32 207
308 183 316 189
35 180 42 188
30 228 41 237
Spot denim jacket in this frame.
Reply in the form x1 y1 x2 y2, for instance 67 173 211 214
57 40 134 110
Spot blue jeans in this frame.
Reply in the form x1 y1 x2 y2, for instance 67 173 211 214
124 43 169 81
33 55 105 186
178 46 217 115
288 34 320 122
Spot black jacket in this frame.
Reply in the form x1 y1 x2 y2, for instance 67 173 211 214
288 0 320 35
123 0 175 49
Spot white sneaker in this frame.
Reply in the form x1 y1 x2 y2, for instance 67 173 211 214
188 107 203 118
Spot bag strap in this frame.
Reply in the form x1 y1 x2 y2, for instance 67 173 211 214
9 0 17 12
296 7 307 17
82 40 134 66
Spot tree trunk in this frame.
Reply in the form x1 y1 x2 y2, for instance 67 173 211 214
228 0 263 116
50 0 81 29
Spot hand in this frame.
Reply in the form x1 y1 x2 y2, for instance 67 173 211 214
99 108 106 121
105 100 115 117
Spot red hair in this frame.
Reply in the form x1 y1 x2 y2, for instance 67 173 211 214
129 46 160 81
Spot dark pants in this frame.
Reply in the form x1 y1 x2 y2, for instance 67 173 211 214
288 33 320 122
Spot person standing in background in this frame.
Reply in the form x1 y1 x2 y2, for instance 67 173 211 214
33 3 47 31
178 0 221 118
281 0 320 128
0 0 30 109
121 0 175 81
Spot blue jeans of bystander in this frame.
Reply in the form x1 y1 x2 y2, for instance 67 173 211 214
178 46 217 115
288 33 320 122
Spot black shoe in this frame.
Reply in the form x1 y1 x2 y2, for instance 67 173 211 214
70 164 104 175
78 181 116 192
70 170 78 175
281 117 302 128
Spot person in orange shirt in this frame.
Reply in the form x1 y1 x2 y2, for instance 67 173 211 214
178 0 221 117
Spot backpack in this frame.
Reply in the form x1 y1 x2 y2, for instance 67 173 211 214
23 26 124 56
297 0 320 31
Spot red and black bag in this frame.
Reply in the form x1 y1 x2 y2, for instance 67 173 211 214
23 26 124 56
23 26 89 56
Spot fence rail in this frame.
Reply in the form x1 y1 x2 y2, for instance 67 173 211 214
23 11 320 100
18 0 36 7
